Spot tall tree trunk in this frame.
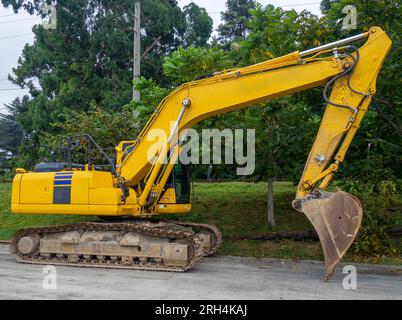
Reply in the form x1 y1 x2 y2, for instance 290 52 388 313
267 176 275 227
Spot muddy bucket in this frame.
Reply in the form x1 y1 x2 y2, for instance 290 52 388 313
293 191 363 280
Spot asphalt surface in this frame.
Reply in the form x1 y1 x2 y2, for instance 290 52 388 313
0 244 401 300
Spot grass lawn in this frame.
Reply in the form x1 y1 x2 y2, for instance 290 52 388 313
1 181 401 265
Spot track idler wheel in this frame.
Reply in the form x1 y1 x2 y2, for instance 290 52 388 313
292 190 363 280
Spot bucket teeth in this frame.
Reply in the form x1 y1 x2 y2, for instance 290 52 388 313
294 191 363 280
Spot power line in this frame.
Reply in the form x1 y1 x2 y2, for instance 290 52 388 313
206 2 321 15
274 1 321 7
0 88 27 91
0 33 33 41
0 12 30 18
0 17 40 25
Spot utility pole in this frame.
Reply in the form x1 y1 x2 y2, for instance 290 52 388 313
133 1 141 101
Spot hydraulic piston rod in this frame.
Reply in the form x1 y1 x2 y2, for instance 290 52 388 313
299 31 369 57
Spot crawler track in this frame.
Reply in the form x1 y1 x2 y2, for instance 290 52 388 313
165 220 222 257
10 221 204 272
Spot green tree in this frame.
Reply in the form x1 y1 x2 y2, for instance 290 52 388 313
38 105 141 168
0 103 24 170
321 0 402 255
243 99 319 227
241 4 330 64
320 0 340 13
234 4 327 227
217 0 256 43
163 46 232 85
0 101 24 154
322 0 402 177
40 77 170 166
1 0 213 141
124 77 170 127
182 3 213 47
162 4 326 227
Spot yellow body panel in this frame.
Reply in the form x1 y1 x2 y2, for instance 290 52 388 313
11 204 139 216
88 171 114 188
158 188 176 204
11 173 22 205
70 172 89 204
19 172 54 204
11 170 144 216
11 170 186 216
89 188 121 205
155 204 192 214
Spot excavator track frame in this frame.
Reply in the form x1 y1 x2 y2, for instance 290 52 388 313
162 220 223 257
10 222 204 272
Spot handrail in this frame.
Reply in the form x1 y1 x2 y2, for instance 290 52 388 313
58 134 117 176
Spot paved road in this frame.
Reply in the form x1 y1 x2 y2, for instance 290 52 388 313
0 245 401 300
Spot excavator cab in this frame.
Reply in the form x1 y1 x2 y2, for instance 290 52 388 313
151 162 192 214
165 163 191 204
116 140 136 165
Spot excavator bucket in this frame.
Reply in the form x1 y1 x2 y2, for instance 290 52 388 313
295 191 363 280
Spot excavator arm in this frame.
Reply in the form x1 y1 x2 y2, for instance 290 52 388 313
119 26 390 200
115 27 391 278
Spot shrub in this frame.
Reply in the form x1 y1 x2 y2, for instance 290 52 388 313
340 159 398 256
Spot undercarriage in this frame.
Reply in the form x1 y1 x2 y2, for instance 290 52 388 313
11 220 222 272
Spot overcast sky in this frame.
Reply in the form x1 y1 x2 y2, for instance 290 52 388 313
0 1 321 112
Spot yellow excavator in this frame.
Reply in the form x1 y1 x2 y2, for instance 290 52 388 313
10 27 391 279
